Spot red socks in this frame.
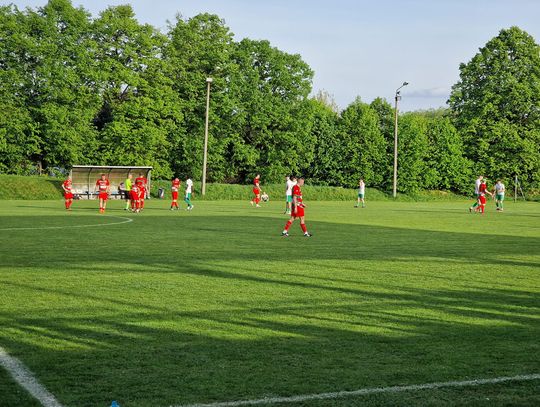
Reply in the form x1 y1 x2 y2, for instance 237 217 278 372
284 220 292 231
301 223 307 233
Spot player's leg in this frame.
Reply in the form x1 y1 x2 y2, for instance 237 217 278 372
299 214 311 237
499 195 504 211
286 196 293 214
470 194 479 212
282 215 295 236
361 195 365 208
185 193 192 210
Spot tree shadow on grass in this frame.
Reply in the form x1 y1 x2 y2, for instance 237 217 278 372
0 281 538 407
0 214 538 266
0 214 539 406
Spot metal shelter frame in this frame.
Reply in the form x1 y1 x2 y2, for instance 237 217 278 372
69 165 153 199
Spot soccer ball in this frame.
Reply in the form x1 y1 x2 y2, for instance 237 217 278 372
261 193 269 202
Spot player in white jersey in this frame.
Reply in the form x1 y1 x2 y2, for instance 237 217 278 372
184 177 194 210
285 175 297 214
355 179 366 208
469 175 483 212
493 179 505 211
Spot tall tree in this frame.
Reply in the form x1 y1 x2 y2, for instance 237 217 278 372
229 38 314 182
304 98 341 185
93 5 181 178
339 98 386 187
370 97 395 189
449 26 540 187
426 117 472 193
0 5 40 173
3 0 100 171
166 13 235 181
395 113 431 192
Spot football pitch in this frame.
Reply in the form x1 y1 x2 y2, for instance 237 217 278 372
0 199 539 407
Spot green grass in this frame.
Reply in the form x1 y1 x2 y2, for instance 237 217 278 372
0 175 63 200
0 198 539 407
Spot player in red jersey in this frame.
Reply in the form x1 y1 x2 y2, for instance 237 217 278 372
282 177 311 237
135 173 148 210
130 183 140 212
251 174 261 208
476 179 492 214
62 176 74 210
94 174 110 213
170 177 181 210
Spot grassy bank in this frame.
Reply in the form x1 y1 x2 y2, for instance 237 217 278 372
0 174 536 202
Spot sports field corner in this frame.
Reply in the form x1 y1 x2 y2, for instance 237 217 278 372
0 198 539 407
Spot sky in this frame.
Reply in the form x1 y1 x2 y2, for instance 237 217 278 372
10 0 540 111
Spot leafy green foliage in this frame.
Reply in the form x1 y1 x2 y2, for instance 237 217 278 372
0 3 539 194
449 26 540 188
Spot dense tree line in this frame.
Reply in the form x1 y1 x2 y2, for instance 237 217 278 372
0 0 539 192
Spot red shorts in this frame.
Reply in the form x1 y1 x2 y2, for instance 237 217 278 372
253 188 260 195
64 193 73 199
292 205 305 217
479 196 486 205
99 192 108 200
131 191 139 200
172 191 179 200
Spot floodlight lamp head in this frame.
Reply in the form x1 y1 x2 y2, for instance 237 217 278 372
403 81 409 86
206 77 213 83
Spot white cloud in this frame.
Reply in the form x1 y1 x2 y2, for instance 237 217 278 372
405 87 452 98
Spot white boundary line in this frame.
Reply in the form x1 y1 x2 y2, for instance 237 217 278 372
0 346 65 407
173 373 540 407
0 215 133 231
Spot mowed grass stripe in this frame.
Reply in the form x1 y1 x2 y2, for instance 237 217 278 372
0 200 538 407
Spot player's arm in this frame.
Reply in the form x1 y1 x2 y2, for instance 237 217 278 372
292 195 298 214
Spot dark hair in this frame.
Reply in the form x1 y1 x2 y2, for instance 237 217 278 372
290 175 297 180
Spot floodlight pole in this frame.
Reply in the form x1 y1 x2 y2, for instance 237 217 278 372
392 81 409 198
202 77 212 196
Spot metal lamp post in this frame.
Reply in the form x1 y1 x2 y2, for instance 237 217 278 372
392 81 409 198
202 77 213 196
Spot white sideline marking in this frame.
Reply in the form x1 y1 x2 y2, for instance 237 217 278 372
0 215 133 231
0 346 65 407
173 373 540 407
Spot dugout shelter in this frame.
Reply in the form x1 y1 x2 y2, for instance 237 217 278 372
70 165 153 199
